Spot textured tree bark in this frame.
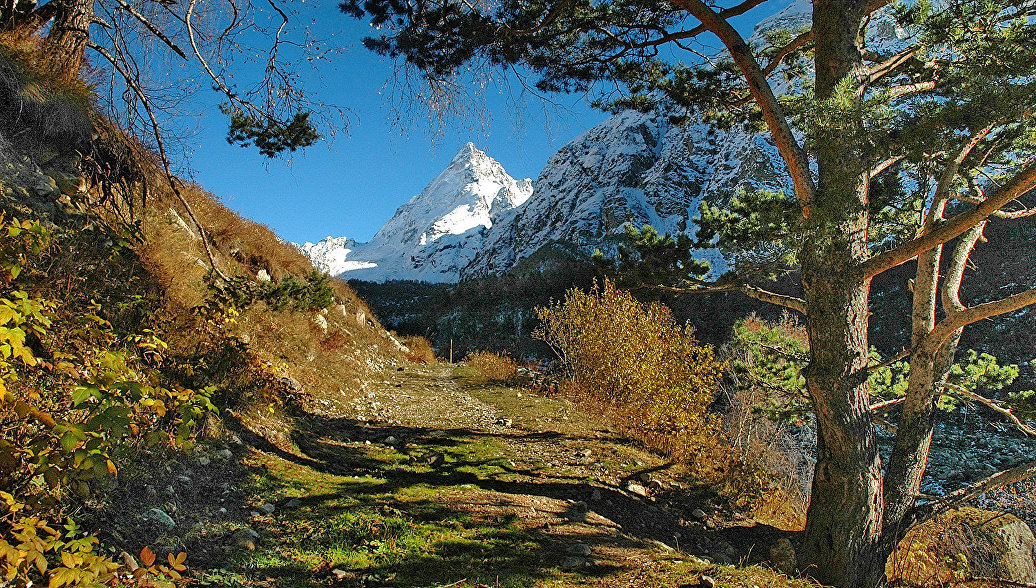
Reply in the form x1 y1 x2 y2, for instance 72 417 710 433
796 0 886 585
45 0 93 80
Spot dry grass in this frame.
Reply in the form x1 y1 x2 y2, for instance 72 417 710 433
402 335 437 363
464 350 519 381
887 507 1033 587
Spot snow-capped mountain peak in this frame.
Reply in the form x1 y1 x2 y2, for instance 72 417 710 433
302 143 532 283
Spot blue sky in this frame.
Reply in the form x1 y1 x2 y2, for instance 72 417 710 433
175 1 786 245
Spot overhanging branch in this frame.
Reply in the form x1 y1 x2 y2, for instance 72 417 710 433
861 160 1036 279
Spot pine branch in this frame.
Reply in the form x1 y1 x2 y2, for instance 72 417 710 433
861 160 1036 279
672 0 816 213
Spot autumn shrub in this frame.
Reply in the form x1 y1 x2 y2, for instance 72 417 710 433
403 335 437 363
534 279 724 461
0 214 207 585
464 350 518 382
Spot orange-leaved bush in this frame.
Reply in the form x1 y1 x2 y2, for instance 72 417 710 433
534 279 724 459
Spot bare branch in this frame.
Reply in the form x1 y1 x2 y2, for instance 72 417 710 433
867 347 910 372
909 460 1036 525
761 30 813 77
112 0 188 60
649 280 806 314
87 41 230 283
871 396 905 412
939 381 1036 437
928 286 1036 349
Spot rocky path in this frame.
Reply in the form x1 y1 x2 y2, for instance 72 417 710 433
221 363 799 587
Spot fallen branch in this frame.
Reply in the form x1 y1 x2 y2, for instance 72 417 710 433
939 381 1036 437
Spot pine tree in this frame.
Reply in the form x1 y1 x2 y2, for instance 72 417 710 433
341 0 1036 585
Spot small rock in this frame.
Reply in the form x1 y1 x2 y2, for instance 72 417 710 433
425 452 446 467
259 502 276 515
331 568 354 581
144 508 175 530
313 314 328 334
626 482 649 497
591 488 603 501
256 269 271 282
383 435 399 446
770 537 797 575
280 377 302 393
639 472 654 483
233 527 260 550
495 418 514 427
120 551 140 572
216 448 234 460
230 435 244 446
576 449 592 458
562 556 586 570
567 543 592 556
565 501 589 523
176 475 191 485
711 552 732 565
238 333 251 345
335 304 347 317
196 456 210 466
699 575 717 588
692 508 708 520
286 498 302 508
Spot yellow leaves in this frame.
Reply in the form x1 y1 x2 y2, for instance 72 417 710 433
535 278 724 459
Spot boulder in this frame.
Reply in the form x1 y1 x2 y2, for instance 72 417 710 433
144 508 175 530
769 537 797 575
313 313 328 334
256 269 271 282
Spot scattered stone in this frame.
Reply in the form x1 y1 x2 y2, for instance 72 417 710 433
565 501 589 523
313 313 328 334
625 482 649 498
258 502 276 515
425 452 446 467
562 556 586 570
233 527 260 550
356 311 366 326
591 488 603 501
692 508 708 520
285 498 302 508
576 449 592 458
255 269 271 282
770 537 797 575
383 435 400 447
144 508 175 530
567 543 592 556
230 435 244 446
196 456 210 466
331 568 354 581
710 552 732 565
216 448 234 460
335 304 347 317
238 333 251 345
495 418 514 427
176 475 191 485
699 575 717 588
639 472 654 483
120 551 140 572
280 377 302 393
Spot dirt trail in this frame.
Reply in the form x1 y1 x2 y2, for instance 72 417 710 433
226 363 796 587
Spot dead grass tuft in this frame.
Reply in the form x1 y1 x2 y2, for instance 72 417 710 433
464 350 518 381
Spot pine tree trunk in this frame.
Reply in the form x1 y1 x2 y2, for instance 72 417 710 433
45 0 93 80
797 0 886 585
